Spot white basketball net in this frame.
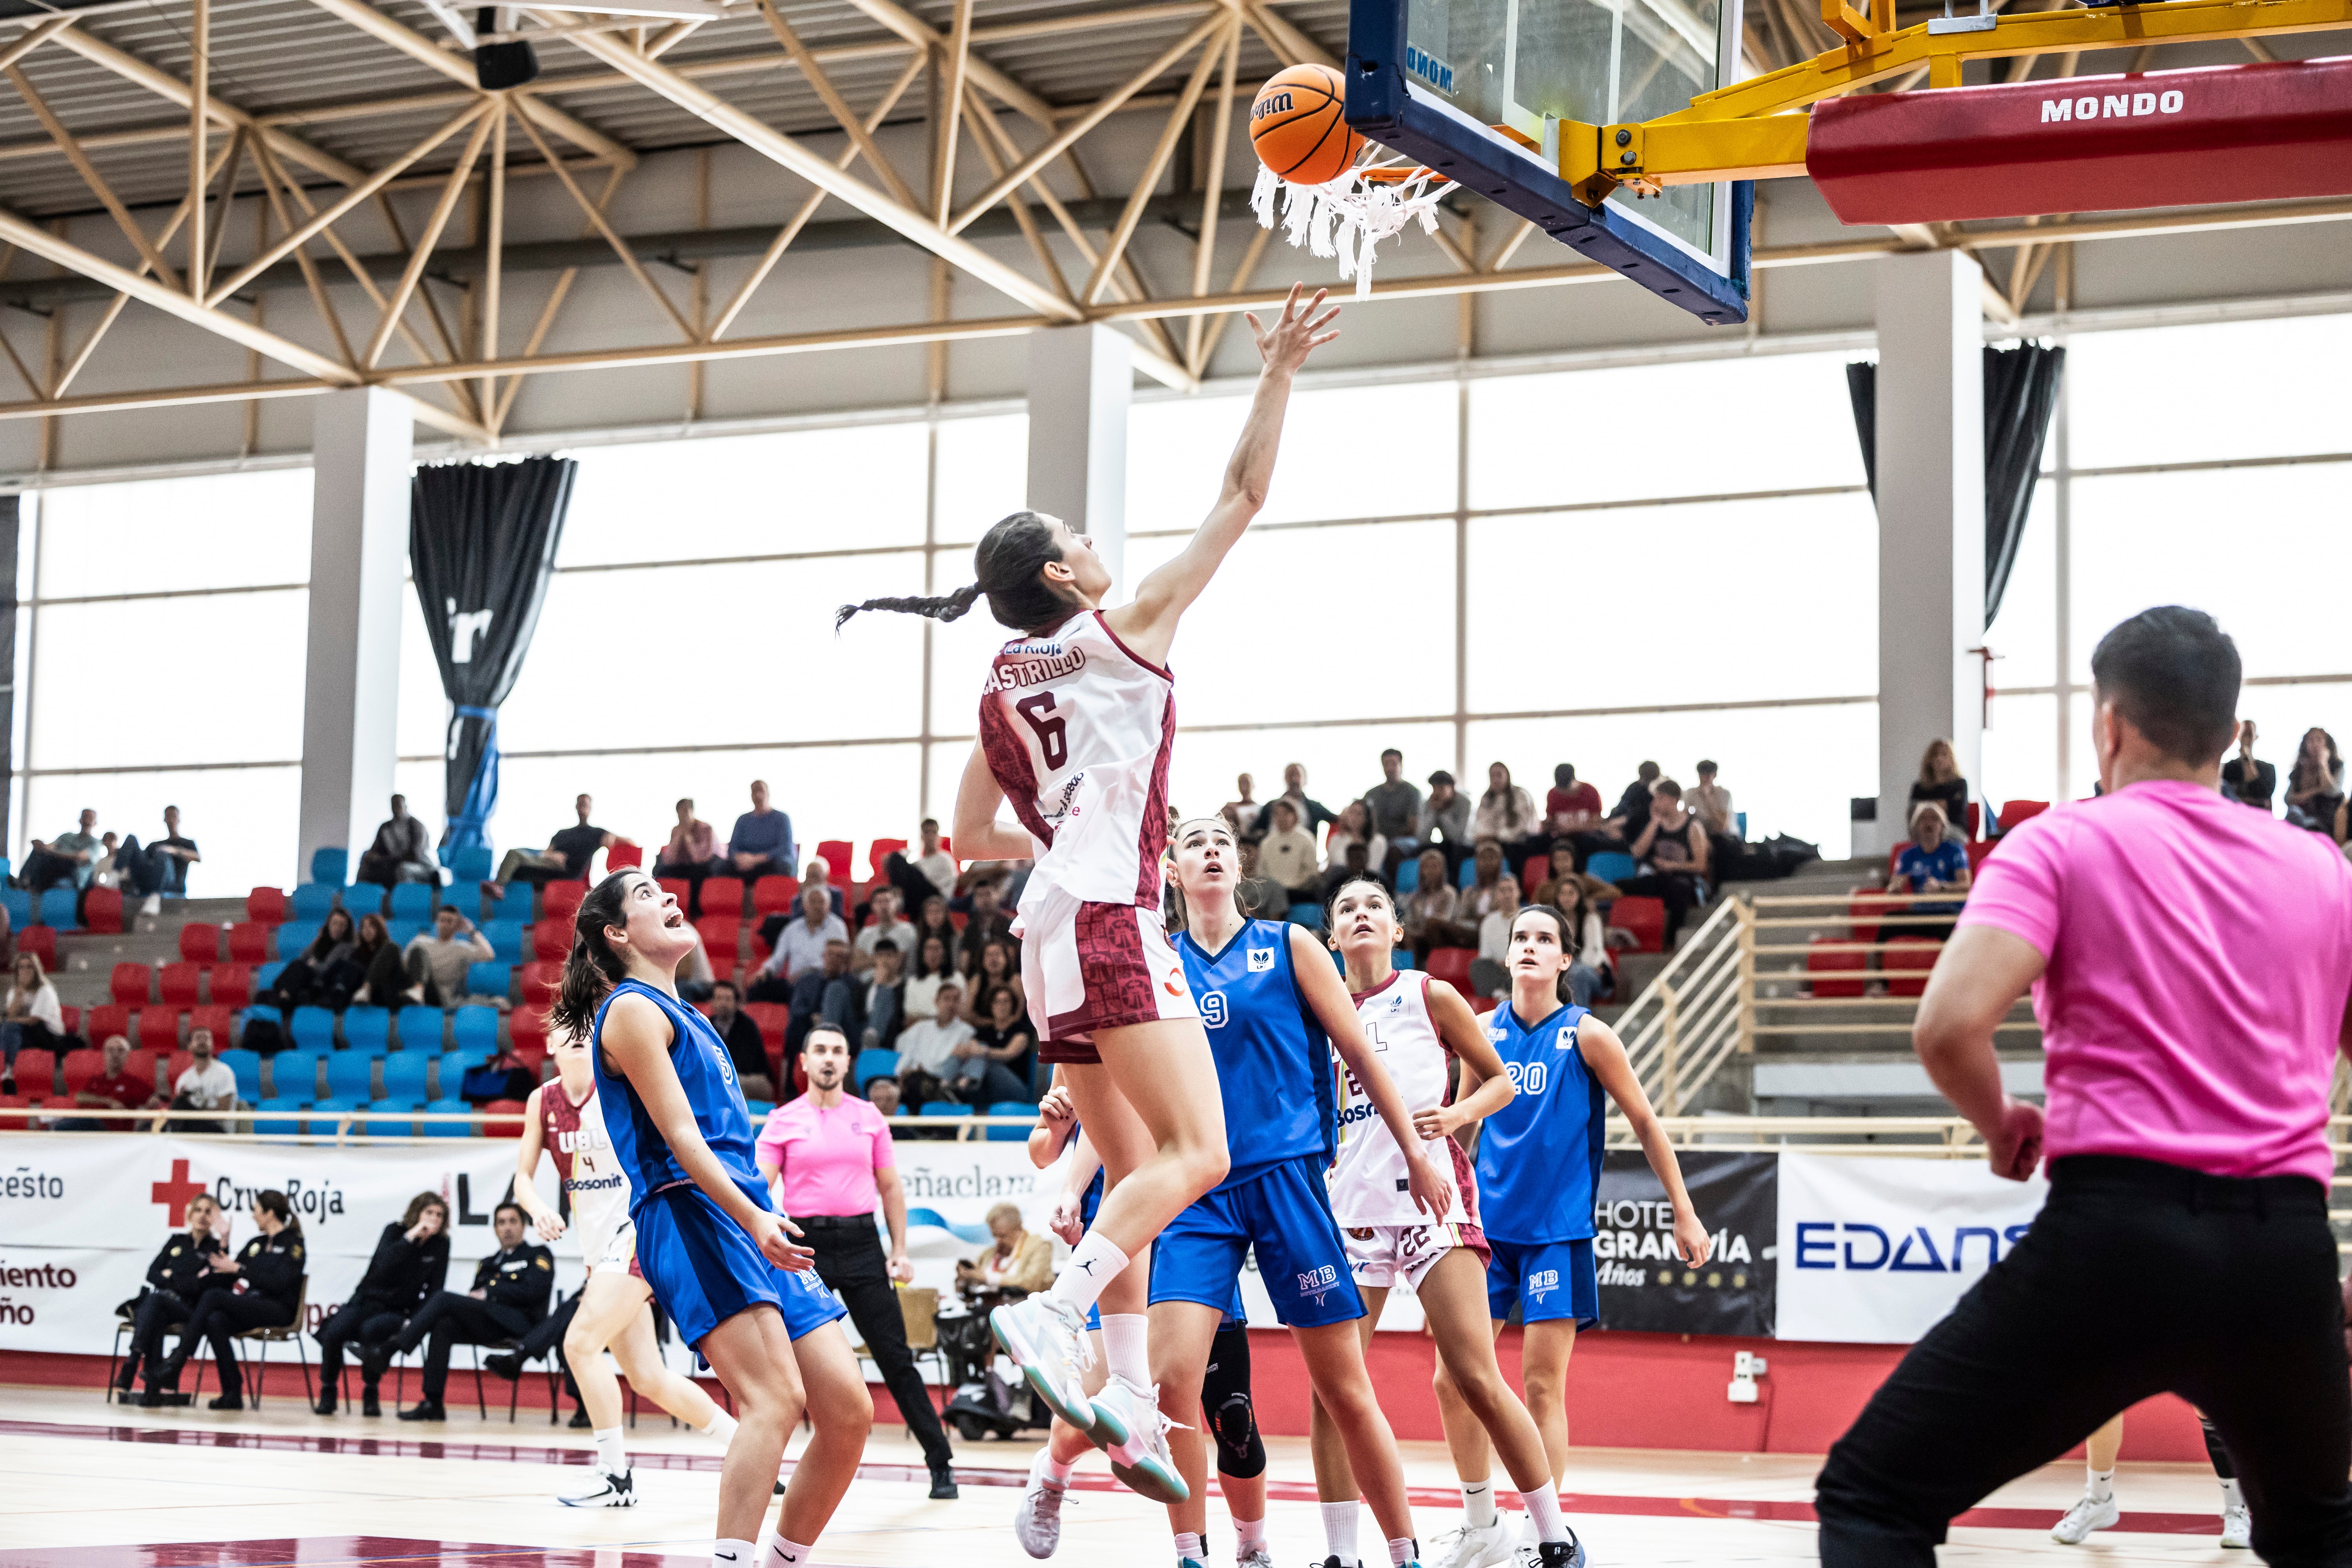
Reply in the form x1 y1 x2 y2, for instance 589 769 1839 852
1250 155 1458 299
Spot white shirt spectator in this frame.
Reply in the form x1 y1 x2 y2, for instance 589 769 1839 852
897 1014 974 1076
1259 826 1321 892
913 849 956 899
1324 826 1388 875
855 917 916 965
7 982 61 1034
901 972 946 1024
174 1059 238 1110
769 912 849 983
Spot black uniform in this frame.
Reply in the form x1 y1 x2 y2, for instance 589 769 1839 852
118 1229 225 1391
391 1240 554 1407
154 1227 306 1403
314 1221 450 1409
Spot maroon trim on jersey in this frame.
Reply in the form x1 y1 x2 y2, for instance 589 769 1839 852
1350 969 1406 1005
978 688 1054 849
1091 609 1173 684
1132 688 1176 910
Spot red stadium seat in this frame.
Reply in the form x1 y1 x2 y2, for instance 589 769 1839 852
179 924 221 964
707 950 738 984
606 843 644 871
815 841 853 886
695 917 740 961
1964 802 1981 840
166 1049 194 1086
1807 936 1867 998
656 879 689 907
1848 890 1898 951
225 923 270 964
246 887 288 926
159 963 202 1007
744 1002 789 1052
481 1099 529 1136
17 925 54 970
702 877 747 917
86 1004 131 1045
530 922 570 963
541 881 588 923
190 1006 232 1045
132 1008 186 1050
1884 935 1942 997
518 961 563 1005
1521 855 1551 895
1610 896 1666 954
1471 993 1501 1015
60 1047 101 1096
1966 839 1998 870
111 963 152 1006
510 1004 551 1059
208 966 253 1008
58 1004 79 1038
1997 800 2049 834
868 839 908 879
84 887 124 934
753 876 799 916
12 1048 54 1096
1424 947 1476 990
125 1047 157 1084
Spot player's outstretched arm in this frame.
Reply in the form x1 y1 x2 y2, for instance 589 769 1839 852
952 740 1034 864
512 1085 564 1242
1412 979 1515 1143
1290 923 1454 1218
601 991 816 1271
1578 1013 1711 1267
1107 284 1339 668
1915 923 2044 1181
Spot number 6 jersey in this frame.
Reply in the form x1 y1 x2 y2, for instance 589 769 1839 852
979 609 1176 911
1329 972 1476 1229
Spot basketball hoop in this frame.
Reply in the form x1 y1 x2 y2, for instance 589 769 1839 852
1249 154 1458 299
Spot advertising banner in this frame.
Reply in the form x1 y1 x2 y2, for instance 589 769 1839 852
1775 1151 2049 1343
1595 1150 1777 1337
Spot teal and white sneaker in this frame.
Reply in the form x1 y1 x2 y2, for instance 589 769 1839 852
1235 1548 1276 1568
1085 1374 1189 1504
991 1295 1096 1430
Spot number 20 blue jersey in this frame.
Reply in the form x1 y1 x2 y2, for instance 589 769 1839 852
1476 1001 1604 1245
1176 919 1333 1191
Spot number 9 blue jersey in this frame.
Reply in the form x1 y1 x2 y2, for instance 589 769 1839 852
1475 1001 1604 1245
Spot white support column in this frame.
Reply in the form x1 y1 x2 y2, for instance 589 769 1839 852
1869 250 1985 857
1026 324 1131 596
299 387 411 880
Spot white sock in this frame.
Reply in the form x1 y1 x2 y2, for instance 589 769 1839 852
1048 1231 1131 1316
1387 1538 1417 1567
713 1539 756 1568
593 1426 627 1475
1235 1515 1267 1552
1522 1481 1569 1545
1461 1477 1497 1530
1173 1531 1204 1563
1100 1313 1150 1388
767 1539 813 1565
1043 1451 1076 1486
2221 1477 2244 1510
704 1410 739 1443
2087 1467 2115 1503
1320 1500 1359 1561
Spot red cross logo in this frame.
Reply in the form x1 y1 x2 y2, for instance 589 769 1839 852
151 1158 207 1225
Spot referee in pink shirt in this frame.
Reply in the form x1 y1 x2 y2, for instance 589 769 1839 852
1816 607 2352 1566
755 1025 959 1499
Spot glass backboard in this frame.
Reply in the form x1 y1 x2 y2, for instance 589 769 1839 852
1348 0 1753 323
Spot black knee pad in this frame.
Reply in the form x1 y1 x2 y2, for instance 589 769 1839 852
1203 1325 1266 1479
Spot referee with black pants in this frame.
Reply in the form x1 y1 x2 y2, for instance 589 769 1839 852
1814 608 2352 1566
757 1025 958 1499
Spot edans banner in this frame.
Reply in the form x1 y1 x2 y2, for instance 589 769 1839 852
1775 1151 2049 1344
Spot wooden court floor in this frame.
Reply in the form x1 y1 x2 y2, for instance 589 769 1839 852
0 1387 2256 1565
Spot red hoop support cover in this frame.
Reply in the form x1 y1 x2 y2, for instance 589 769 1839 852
1806 56 2352 225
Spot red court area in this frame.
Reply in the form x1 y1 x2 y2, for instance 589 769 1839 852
0 1544 690 1567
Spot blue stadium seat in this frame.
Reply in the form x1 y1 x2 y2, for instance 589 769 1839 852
396 1006 446 1053
451 1007 499 1057
918 1102 972 1119
310 848 349 886
253 1099 303 1136
744 1099 777 1120
343 1006 392 1057
324 1052 375 1102
268 1051 322 1102
37 887 76 929
1288 902 1325 929
1394 858 1420 893
288 883 342 918
1391 947 1415 971
288 1005 336 1052
481 920 526 962
217 1048 261 1103
360 1101 413 1136
388 883 435 921
985 1101 1034 1140
448 845 494 885
466 962 512 1001
253 961 288 994
386 920 425 949
341 883 386 918
310 1097 361 1133
381 1053 431 1103
854 1048 899 1090
1457 858 1479 889
276 921 321 961
437 1053 471 1098
1586 851 1640 885
234 1006 284 1047
423 1097 472 1138
0 887 29 930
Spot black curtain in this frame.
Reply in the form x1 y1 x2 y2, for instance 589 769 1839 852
1845 343 2066 629
410 456 575 854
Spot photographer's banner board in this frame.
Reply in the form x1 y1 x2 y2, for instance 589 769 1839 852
1776 1151 2049 1343
1595 1150 1777 1337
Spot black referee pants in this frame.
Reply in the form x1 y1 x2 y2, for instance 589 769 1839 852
796 1216 953 1468
1815 1154 2352 1567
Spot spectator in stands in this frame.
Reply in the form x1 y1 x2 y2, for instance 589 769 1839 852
1889 802 1972 944
1546 764 1613 871
457 1045 539 1105
58 1034 152 1131
895 980 973 1109
1460 838 1514 926
852 887 915 978
726 779 796 881
18 808 99 895
113 806 201 916
88 832 125 899
1473 762 1543 862
846 940 906 1052
1323 799 1388 885
2285 727 2345 835
749 886 848 1007
1418 770 1473 879
257 908 358 1013
1624 779 1711 948
1689 760 1737 839
1604 763 1662 850
313 1192 449 1417
1221 773 1259 834
883 818 959 913
1320 838 1381 904
404 906 494 1009
1546 874 1613 1006
654 797 721 915
902 933 954 1031
355 796 436 887
2222 720 2276 812
1251 762 1337 844
490 794 631 897
1363 749 1423 871
166 1029 238 1134
956 1201 1053 1296
1258 799 1322 903
705 979 774 1101
1911 740 1972 844
799 855 847 922
962 940 1024 1028
949 985 1036 1104
865 1074 903 1116
382 1201 554 1422
1401 846 1475 960
348 913 423 1009
674 922 715 1005
150 1189 306 1411
0 950 65 1094
786 940 854 1056
1233 840 1291 922
117 1191 226 1403
1470 873 1525 999
955 881 1014 977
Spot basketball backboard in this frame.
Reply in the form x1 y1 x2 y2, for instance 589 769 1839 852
1345 0 1754 323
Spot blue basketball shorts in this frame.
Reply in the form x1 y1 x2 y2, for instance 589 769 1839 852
1151 1155 1361 1329
1485 1237 1598 1329
635 1183 848 1349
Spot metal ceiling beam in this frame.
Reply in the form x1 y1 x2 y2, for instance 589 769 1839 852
830 0 1055 126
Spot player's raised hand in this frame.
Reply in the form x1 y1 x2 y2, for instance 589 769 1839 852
1247 282 1341 375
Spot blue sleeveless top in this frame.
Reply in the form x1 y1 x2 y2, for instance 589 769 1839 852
1476 1000 1604 1244
591 978 768 1219
1177 918 1334 1191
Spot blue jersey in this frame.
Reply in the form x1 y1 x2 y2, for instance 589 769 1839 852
592 979 767 1219
1476 1001 1604 1244
1178 919 1333 1191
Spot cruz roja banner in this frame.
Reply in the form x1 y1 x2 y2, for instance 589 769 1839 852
1594 1151 1777 1338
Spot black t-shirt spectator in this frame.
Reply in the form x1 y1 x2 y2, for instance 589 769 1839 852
2223 756 2277 811
717 1012 769 1083
970 1019 1036 1090
1613 780 1655 842
1910 776 1969 831
548 824 608 878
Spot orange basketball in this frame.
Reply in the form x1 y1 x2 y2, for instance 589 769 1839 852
1250 64 1363 186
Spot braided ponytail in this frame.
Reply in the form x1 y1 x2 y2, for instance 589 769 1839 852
836 582 982 630
548 870 639 1043
838 510 1077 635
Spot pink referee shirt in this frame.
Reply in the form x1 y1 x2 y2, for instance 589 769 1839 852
1958 778 2352 1187
755 1094 897 1217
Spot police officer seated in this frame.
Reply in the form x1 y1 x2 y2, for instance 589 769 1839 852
147 1190 307 1410
115 1192 227 1402
313 1192 450 1417
377 1201 553 1421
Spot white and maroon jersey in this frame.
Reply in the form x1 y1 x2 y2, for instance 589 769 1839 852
979 608 1175 911
541 1082 632 1268
1328 973 1477 1229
